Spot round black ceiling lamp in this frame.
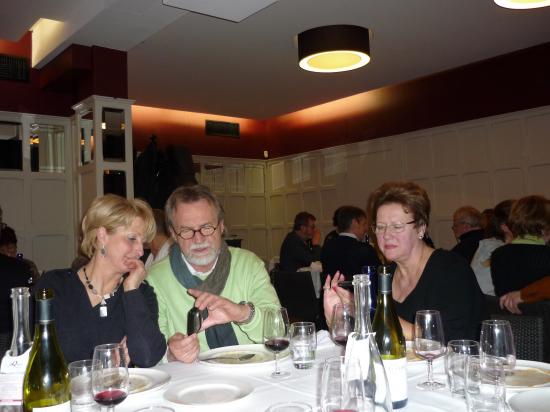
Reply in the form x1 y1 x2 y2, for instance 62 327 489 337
297 25 371 73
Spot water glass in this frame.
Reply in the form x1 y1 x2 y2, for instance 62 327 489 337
445 340 479 397
69 359 100 412
289 322 316 369
464 355 507 412
320 355 373 412
480 319 516 373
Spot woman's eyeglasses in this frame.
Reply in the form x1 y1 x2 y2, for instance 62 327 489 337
372 220 416 234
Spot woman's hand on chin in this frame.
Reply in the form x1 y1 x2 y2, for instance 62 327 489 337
123 258 147 291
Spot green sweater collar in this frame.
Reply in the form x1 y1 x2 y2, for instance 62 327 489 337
512 234 546 245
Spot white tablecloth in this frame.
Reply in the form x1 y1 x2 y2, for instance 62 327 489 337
117 334 469 412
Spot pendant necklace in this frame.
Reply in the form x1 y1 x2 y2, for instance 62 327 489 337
82 266 122 317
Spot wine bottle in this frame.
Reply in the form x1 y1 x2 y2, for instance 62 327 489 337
22 289 70 412
10 287 32 356
372 265 408 409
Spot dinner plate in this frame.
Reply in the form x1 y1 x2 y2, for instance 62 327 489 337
128 368 171 395
506 360 550 391
509 387 550 411
198 344 289 367
163 378 254 405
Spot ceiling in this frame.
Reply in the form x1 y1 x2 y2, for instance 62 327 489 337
2 0 550 119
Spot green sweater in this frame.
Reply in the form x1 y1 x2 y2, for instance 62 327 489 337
146 246 280 352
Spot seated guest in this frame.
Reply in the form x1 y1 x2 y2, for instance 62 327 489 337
36 194 168 366
145 208 173 269
321 206 380 281
324 181 486 342
147 185 280 360
471 199 514 295
451 206 485 263
0 225 40 282
0 252 31 354
279 211 321 272
323 207 342 244
491 195 550 310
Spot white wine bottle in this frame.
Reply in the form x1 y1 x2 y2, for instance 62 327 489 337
372 265 408 409
23 289 70 412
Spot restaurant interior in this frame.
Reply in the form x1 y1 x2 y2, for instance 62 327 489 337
1 0 550 273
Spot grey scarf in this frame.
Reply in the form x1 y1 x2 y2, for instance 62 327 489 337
169 242 238 349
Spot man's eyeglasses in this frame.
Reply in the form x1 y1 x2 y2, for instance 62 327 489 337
174 224 218 240
372 220 416 234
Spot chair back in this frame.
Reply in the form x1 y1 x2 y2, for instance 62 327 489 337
272 270 319 324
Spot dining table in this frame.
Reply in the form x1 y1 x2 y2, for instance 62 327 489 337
118 331 480 412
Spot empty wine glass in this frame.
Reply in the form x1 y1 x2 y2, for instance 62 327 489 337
480 319 516 373
263 306 290 378
91 343 129 412
414 310 446 390
330 303 354 350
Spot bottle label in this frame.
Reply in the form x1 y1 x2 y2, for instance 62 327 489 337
33 402 70 411
382 357 407 404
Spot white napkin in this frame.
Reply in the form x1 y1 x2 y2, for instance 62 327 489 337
1 348 30 374
316 330 335 350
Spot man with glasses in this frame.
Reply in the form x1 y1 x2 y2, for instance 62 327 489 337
146 185 280 362
451 206 485 263
279 211 322 272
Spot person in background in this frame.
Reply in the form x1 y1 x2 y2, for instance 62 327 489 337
491 195 550 313
279 211 321 272
471 200 514 296
451 206 486 263
0 225 40 283
480 208 495 234
145 208 173 269
147 185 280 360
324 181 486 342
36 194 167 366
323 207 342 244
321 206 380 281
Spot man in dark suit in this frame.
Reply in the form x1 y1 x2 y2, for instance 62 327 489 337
0 253 32 353
321 206 380 281
451 206 485 263
279 212 321 272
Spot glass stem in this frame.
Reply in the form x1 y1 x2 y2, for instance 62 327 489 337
274 352 280 375
427 359 434 383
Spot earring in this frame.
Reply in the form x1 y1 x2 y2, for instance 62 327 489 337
419 233 424 240
100 245 106 257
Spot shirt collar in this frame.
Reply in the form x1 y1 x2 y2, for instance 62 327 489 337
512 234 546 245
339 232 358 240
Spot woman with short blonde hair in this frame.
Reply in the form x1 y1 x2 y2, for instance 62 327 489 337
36 194 168 366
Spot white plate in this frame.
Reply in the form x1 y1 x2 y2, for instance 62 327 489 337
509 387 550 411
506 360 550 391
198 344 289 367
128 368 171 395
163 378 253 405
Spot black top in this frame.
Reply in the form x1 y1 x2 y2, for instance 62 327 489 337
451 229 485 263
394 249 486 343
279 231 321 272
36 269 166 366
321 235 380 281
0 254 31 334
491 243 550 296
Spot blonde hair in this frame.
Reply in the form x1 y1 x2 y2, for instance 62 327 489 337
81 194 156 258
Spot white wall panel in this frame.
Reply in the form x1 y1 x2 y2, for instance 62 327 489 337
285 193 303 224
269 195 285 226
493 168 525 200
302 191 321 221
459 126 490 173
246 165 264 194
404 135 432 178
525 113 550 165
433 175 461 218
249 196 267 226
462 172 494 211
320 188 340 223
248 229 268 261
489 119 523 169
0 177 25 230
31 179 67 231
432 131 459 175
224 196 247 226
33 235 68 272
528 165 550 197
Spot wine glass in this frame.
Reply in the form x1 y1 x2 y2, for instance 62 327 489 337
414 310 446 390
480 319 516 373
263 306 291 378
91 343 129 411
330 303 354 349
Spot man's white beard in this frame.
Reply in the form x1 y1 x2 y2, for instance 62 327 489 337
185 242 219 267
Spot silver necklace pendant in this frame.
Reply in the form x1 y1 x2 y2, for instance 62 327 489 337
100 298 108 317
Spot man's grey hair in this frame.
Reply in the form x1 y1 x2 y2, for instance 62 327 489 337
165 184 225 230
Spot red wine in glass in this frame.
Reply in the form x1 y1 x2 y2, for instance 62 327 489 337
94 389 128 407
265 338 290 353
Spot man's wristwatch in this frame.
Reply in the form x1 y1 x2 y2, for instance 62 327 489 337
234 301 255 325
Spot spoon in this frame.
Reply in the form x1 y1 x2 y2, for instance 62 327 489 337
201 353 256 362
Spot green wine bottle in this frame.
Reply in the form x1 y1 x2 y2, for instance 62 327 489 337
22 289 70 412
372 265 408 409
